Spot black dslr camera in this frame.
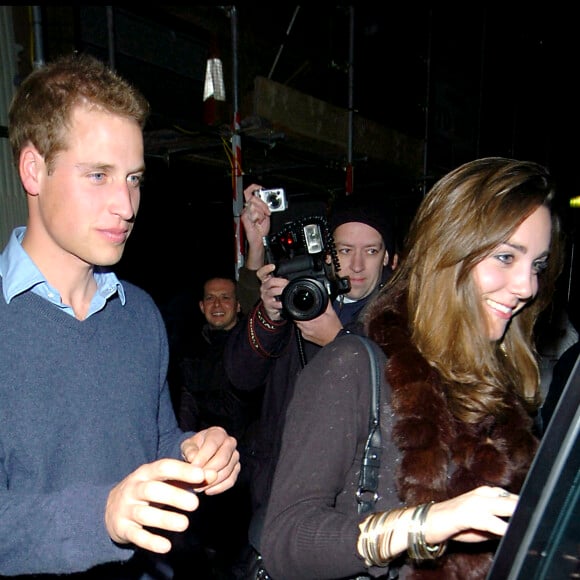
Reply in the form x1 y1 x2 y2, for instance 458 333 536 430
263 215 351 321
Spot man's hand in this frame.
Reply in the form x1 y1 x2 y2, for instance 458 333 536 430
105 459 210 553
105 426 239 554
295 301 343 346
180 426 240 495
257 264 287 321
242 183 271 270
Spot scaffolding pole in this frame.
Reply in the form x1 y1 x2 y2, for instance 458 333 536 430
229 6 245 278
346 5 354 195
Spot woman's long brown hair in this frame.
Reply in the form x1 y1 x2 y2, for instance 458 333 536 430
365 157 563 423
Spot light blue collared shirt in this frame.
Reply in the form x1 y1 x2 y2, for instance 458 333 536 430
0 226 126 318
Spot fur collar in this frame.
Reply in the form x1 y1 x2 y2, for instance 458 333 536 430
372 291 538 579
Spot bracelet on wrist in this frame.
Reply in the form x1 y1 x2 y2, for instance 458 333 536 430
407 501 447 561
357 507 408 567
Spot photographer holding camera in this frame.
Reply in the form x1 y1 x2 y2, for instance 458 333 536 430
224 189 397 570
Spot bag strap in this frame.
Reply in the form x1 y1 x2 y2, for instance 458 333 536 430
355 335 382 515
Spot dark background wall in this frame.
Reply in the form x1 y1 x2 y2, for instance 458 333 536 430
7 5 580 327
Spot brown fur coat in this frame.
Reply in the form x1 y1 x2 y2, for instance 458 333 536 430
369 293 539 579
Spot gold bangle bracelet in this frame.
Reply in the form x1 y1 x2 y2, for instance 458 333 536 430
407 501 447 561
358 507 409 568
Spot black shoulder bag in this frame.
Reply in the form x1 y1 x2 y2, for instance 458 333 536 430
355 335 383 515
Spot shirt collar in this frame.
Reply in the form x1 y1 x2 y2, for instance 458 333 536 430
0 226 126 306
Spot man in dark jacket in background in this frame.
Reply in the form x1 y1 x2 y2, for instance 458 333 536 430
177 276 261 441
171 276 262 579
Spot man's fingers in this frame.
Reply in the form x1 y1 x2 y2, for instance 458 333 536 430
133 501 191 530
203 462 241 495
125 523 173 554
139 478 200 510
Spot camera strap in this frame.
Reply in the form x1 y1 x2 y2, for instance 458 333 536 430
295 328 308 368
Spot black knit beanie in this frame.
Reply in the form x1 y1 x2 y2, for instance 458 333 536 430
329 194 395 258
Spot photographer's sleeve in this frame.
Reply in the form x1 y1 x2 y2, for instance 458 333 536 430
224 301 291 390
247 302 289 357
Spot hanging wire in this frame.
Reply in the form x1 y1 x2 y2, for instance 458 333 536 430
268 6 300 80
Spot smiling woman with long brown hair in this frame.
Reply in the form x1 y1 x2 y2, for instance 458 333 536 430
259 157 563 580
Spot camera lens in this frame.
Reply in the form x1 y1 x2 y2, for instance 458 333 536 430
282 277 328 321
267 193 281 209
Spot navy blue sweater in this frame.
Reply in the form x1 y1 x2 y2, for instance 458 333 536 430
0 278 189 577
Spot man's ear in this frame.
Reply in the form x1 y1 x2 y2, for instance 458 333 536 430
383 251 390 267
19 145 43 196
198 300 205 314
